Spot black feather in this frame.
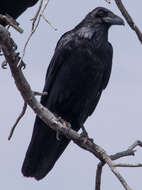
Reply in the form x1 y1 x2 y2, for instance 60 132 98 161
22 7 124 180
0 0 39 26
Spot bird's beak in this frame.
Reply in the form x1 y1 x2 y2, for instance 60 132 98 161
103 14 125 26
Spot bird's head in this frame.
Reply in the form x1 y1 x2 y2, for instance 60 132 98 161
86 7 124 27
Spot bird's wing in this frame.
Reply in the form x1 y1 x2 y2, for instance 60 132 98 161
40 42 72 105
41 38 112 123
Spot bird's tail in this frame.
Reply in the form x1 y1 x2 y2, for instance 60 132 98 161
21 117 70 180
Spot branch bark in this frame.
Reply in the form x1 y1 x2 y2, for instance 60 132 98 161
114 0 142 43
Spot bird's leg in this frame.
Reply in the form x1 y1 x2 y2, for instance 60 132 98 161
54 115 67 141
80 125 94 143
55 115 71 140
81 125 88 137
58 116 71 129
15 53 26 69
10 38 17 51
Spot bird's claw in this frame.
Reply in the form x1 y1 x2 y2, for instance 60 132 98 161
56 129 61 141
15 53 26 69
80 127 93 144
80 130 89 143
55 117 71 141
1 60 7 69
9 37 17 51
58 117 71 129
18 61 26 69
80 133 94 144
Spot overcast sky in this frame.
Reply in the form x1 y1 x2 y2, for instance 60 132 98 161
0 0 142 190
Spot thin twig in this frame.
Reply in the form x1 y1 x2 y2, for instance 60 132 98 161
31 0 44 30
18 0 50 67
95 162 104 190
8 102 27 140
42 14 57 31
110 149 136 160
17 1 43 67
114 0 142 43
95 140 142 190
128 140 142 150
0 14 23 33
33 91 48 96
102 155 133 190
114 163 142 168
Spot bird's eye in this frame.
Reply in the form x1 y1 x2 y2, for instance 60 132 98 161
97 10 107 17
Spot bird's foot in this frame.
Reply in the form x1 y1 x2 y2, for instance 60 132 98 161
80 126 93 143
62 121 68 128
58 117 71 129
15 53 26 69
55 116 71 140
11 39 17 51
56 120 69 141
17 60 26 69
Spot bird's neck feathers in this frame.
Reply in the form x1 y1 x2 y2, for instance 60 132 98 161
92 24 109 48
76 23 109 48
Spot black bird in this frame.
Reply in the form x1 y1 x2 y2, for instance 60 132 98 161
0 0 39 26
22 7 124 180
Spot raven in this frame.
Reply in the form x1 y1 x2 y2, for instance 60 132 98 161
0 0 39 26
22 7 124 180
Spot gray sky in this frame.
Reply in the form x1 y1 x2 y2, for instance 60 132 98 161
0 0 142 190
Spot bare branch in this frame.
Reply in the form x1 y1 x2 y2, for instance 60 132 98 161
0 14 23 33
114 0 142 43
0 25 133 190
128 140 142 149
31 0 44 30
110 149 135 160
8 102 27 140
42 14 57 31
95 140 142 190
33 91 48 96
18 0 51 67
95 162 104 190
114 163 142 168
102 157 132 190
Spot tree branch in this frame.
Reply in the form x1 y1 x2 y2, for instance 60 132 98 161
114 0 142 43
114 163 142 168
18 0 51 67
8 102 27 140
0 14 23 33
95 140 142 190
